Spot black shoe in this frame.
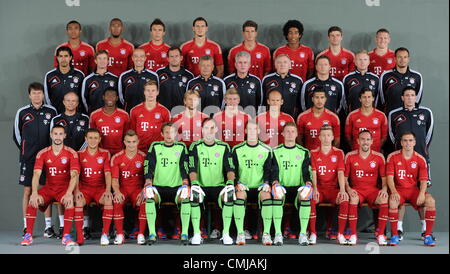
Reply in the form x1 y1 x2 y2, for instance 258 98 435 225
83 227 92 240
56 227 64 239
398 230 404 241
44 226 56 238
421 232 436 241
23 227 27 237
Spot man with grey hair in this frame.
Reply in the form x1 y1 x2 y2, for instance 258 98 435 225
224 51 263 115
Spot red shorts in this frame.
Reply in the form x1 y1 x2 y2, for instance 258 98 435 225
318 188 340 205
37 186 68 212
79 185 106 205
396 188 426 210
354 188 380 208
117 187 143 207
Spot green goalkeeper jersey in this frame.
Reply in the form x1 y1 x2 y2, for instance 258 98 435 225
188 139 234 187
144 141 189 188
272 144 312 187
231 141 272 189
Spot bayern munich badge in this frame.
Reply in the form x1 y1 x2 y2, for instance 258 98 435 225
213 85 219 91
331 156 337 163
419 114 425 120
45 113 52 120
330 85 336 91
370 80 375 86
387 59 393 64
161 52 167 58
296 155 301 160
136 162 142 168
410 78 415 84
196 121 202 127
323 121 329 125
182 77 187 83
280 121 286 126
370 161 376 168
253 52 260 59
73 77 79 83
20 175 25 182
215 152 220 158
175 152 180 157
205 49 211 55
115 117 121 123
97 158 104 164
291 83 296 89
79 120 85 126
411 162 417 169
80 51 85 57
341 58 347 65
155 113 161 119
61 157 68 164
249 82 255 89
300 52 305 58
109 81 115 87
373 118 379 125
120 49 126 55
237 120 242 126
258 154 263 159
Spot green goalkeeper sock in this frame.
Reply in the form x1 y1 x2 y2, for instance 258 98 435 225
145 199 156 236
299 200 311 235
233 199 246 234
190 202 201 234
180 199 191 236
222 202 234 235
272 199 284 235
261 199 273 234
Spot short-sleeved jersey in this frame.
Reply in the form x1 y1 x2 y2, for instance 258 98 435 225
345 108 388 152
144 141 189 188
53 41 95 76
50 112 90 151
111 150 146 189
186 75 226 111
156 66 194 112
317 47 355 81
231 141 272 189
188 140 234 187
78 148 111 188
129 103 171 152
300 76 345 114
342 70 380 112
227 42 272 79
81 72 119 114
118 68 159 113
256 111 295 148
386 150 428 189
368 49 396 76
171 110 209 148
310 147 345 189
344 150 386 190
223 73 263 111
273 44 314 82
138 41 171 72
272 144 311 187
89 108 130 155
180 38 224 77
34 146 80 191
213 110 251 148
96 38 135 77
296 108 340 151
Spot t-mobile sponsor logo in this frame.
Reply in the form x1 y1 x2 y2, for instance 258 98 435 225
141 122 149 131
356 170 364 178
122 171 131 178
49 167 58 176
84 168 93 177
192 57 200 64
398 170 406 179
318 166 327 175
310 129 318 138
101 126 110 136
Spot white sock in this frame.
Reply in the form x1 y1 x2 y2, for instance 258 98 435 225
59 215 64 227
421 220 426 232
24 218 27 228
83 216 90 228
398 221 403 232
45 217 52 229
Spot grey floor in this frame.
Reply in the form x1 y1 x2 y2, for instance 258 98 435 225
1 231 448 254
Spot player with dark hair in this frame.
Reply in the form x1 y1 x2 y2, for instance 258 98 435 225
139 18 171 72
227 20 271 79
273 19 314 81
368 29 396 76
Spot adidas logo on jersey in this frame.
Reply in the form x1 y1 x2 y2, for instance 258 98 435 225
47 160 52 163
139 114 144 118
120 163 126 166
270 83 276 87
351 81 357 85
389 79 395 84
91 83 97 88
25 116 31 120
82 159 88 162
52 79 58 83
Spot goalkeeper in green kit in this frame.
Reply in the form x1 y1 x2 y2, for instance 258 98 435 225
143 122 191 245
272 122 313 246
188 118 236 245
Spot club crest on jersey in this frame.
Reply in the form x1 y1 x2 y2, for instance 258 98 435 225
341 58 347 65
258 154 263 159
97 157 104 164
300 52 305 58
161 52 167 58
73 77 79 83
370 80 376 86
256 53 262 59
296 155 301 160
196 121 202 127
20 175 25 182
419 114 425 121
290 83 296 89
236 120 242 126
61 157 68 164
136 161 142 168
387 59 393 64
182 77 187 83
370 161 376 168
79 120 85 126
175 151 180 157
411 161 417 169
409 78 415 84
323 120 330 126
373 118 379 125
80 51 85 57
215 152 221 158
155 113 161 119
45 113 52 120
114 117 121 123
109 81 115 87
330 85 336 91
205 49 211 55
331 156 337 163
249 82 255 89
213 85 219 92
120 49 126 55
280 121 286 126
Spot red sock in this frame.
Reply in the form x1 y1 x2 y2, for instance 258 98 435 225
113 202 124 235
377 203 389 235
102 205 113 235
138 203 147 235
309 201 317 234
337 201 349 235
389 208 399 236
26 205 38 236
74 206 84 239
348 204 358 235
63 207 75 235
425 208 436 236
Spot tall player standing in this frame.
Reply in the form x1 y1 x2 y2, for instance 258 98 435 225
139 19 171 72
368 29 396 76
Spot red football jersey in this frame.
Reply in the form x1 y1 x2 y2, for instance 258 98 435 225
317 47 355 81
256 111 294 147
368 49 396 76
111 150 146 189
213 110 251 148
310 147 345 189
53 41 95 76
296 108 340 151
344 150 386 190
78 148 111 188
89 108 130 156
96 38 135 77
34 146 80 191
171 110 209 148
386 150 429 189
138 41 171 72
180 38 224 76
227 42 271 80
273 44 314 82
130 103 171 152
345 108 388 152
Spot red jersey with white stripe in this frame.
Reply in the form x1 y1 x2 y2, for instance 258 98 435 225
213 110 251 148
317 47 355 81
227 42 271 79
130 103 171 152
386 150 428 189
273 44 314 82
310 147 345 189
180 38 224 76
34 146 80 191
89 108 130 155
256 111 294 147
368 49 396 76
111 150 146 189
345 108 388 152
344 150 386 190
96 38 135 77
138 41 171 72
296 108 340 151
78 148 111 188
171 111 209 148
53 41 95 76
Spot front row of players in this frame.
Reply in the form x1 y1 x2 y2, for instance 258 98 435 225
21 120 437 247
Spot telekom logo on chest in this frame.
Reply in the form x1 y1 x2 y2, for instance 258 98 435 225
398 170 406 179
310 129 318 138
141 122 149 131
318 166 327 175
84 168 93 177
356 170 364 178
49 167 57 176
101 126 110 135
122 171 131 178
